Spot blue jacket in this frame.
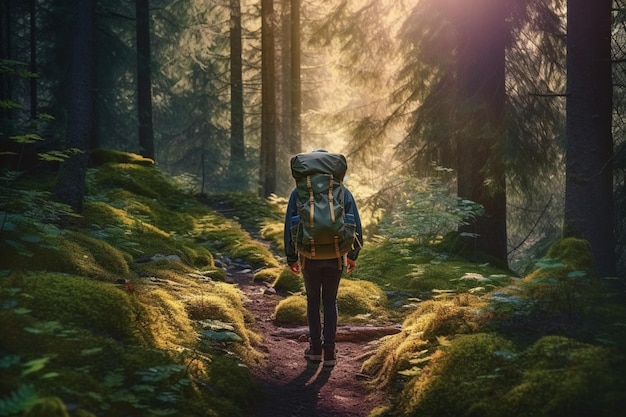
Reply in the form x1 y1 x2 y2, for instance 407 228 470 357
284 186 363 264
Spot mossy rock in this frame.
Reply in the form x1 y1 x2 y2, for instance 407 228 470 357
0 230 130 280
545 237 594 274
185 283 259 350
272 267 304 293
394 333 518 416
253 266 282 283
420 303 478 340
89 162 182 201
337 279 387 317
273 295 307 325
502 336 618 416
230 241 279 269
11 273 141 343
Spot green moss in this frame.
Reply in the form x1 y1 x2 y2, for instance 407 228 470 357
272 267 304 293
89 163 183 202
194 212 278 269
361 328 431 388
0 229 130 279
137 289 197 349
62 232 130 279
501 336 618 417
361 297 485 389
90 149 154 166
203 355 260 417
487 239 599 339
337 279 387 317
260 221 284 251
353 242 417 292
355 240 512 296
185 283 260 358
273 295 307 325
23 396 69 417
197 192 284 232
105 188 197 234
420 303 478 340
396 333 518 417
180 243 214 268
545 237 594 274
0 161 283 417
253 266 282 283
13 273 140 343
230 241 278 269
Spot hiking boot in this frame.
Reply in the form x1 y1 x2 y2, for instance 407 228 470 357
323 344 337 367
304 341 322 362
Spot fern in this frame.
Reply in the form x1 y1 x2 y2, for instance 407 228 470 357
21 356 52 377
0 384 39 417
0 355 20 369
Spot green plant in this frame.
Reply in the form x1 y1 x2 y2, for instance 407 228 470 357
0 384 39 416
377 177 484 247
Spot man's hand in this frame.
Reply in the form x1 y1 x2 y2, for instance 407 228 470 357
290 262 301 275
346 258 356 274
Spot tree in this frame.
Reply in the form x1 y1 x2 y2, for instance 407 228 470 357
260 0 277 197
290 0 301 154
136 0 154 160
612 2 626 278
0 0 14 126
53 0 97 212
448 0 509 265
29 0 37 119
229 0 245 183
564 0 615 276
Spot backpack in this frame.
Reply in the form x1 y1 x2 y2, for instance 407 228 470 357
289 152 356 262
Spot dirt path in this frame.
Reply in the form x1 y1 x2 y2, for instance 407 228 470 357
229 272 389 417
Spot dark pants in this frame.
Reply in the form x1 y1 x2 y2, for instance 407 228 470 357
302 258 342 345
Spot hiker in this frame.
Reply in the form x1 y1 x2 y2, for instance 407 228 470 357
284 150 364 367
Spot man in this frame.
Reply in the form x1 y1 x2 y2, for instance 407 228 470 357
283 152 363 367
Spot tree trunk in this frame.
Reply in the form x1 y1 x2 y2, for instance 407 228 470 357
53 0 97 213
290 0 301 154
565 0 615 276
29 0 37 119
260 0 277 197
454 1 509 267
1 0 13 125
229 0 245 185
136 0 154 160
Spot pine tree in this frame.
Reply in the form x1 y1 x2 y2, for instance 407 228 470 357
564 0 615 276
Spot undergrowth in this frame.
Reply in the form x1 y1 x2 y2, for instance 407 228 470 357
0 151 273 417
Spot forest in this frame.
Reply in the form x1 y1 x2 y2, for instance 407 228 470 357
1 0 625 416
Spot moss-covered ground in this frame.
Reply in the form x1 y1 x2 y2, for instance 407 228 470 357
0 152 277 417
1 150 625 417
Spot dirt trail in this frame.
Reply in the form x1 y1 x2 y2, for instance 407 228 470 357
229 272 389 417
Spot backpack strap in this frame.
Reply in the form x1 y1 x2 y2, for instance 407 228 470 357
334 237 342 269
306 175 315 227
328 174 335 223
